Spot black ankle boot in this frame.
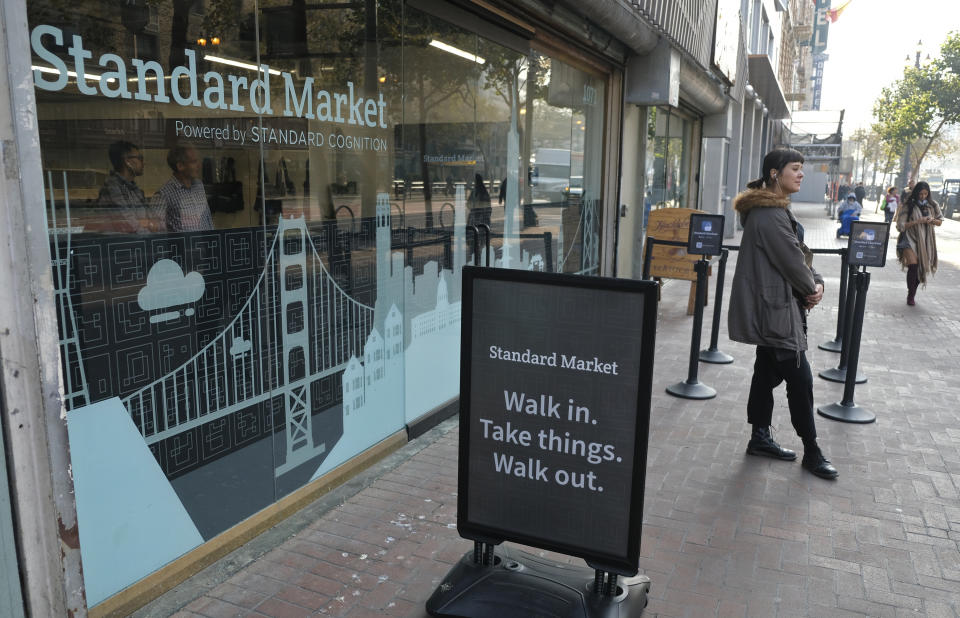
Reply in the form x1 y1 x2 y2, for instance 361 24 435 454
746 426 797 461
907 264 919 305
802 450 839 480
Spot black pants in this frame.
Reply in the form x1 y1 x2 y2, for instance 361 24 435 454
746 346 817 440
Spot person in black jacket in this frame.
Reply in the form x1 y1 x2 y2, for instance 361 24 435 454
468 174 491 227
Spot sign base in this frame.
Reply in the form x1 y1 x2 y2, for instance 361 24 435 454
818 339 842 353
666 380 716 400
817 401 876 424
819 367 866 384
699 348 734 364
426 546 650 618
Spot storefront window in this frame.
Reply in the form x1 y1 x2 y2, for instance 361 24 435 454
522 54 605 275
645 106 695 210
27 0 607 606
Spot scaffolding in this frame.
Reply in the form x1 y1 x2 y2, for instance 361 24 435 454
785 110 845 215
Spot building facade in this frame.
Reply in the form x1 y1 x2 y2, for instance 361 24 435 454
0 0 810 614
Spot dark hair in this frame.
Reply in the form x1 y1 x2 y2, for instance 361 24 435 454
746 148 805 190
887 186 897 194
906 181 937 207
108 140 139 172
166 145 196 172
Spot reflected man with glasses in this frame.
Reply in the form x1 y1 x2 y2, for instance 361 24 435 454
97 140 157 234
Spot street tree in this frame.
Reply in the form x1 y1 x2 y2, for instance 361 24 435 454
873 31 960 185
849 128 883 186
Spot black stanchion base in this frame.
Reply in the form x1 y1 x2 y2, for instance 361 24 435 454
818 339 843 353
426 546 650 618
699 348 734 364
666 380 717 399
817 401 876 424
819 367 867 384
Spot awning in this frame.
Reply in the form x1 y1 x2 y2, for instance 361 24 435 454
747 54 790 120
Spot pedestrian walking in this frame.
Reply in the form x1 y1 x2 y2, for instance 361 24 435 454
896 180 942 306
838 182 849 199
728 148 839 480
467 173 492 227
881 186 898 224
854 181 866 206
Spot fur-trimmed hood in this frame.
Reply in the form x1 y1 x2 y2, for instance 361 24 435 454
733 188 791 217
727 187 822 352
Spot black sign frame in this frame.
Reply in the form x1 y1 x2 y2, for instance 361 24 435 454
457 266 658 575
847 220 891 268
687 213 725 257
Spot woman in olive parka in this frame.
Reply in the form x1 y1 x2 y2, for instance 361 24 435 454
728 148 838 480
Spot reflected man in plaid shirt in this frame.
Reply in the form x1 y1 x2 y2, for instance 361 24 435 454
151 146 214 232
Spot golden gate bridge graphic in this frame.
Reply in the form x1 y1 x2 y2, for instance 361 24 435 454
51 177 554 481
121 211 376 477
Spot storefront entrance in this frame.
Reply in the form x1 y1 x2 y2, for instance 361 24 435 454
26 0 609 606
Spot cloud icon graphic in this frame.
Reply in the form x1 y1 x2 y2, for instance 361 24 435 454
230 337 252 357
138 259 206 312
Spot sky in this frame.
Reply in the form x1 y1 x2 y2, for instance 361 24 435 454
816 0 958 165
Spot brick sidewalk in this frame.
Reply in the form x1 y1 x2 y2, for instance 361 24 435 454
140 201 960 618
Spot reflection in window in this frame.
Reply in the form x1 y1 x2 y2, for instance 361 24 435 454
521 54 605 275
646 106 695 211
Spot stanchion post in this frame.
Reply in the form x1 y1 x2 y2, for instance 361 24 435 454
666 258 716 399
700 248 734 364
819 248 848 352
641 237 654 280
685 260 708 383
820 264 866 384
840 271 869 405
838 266 855 369
466 225 480 266
818 269 876 423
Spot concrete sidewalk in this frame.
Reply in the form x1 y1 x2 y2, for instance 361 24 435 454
140 201 960 618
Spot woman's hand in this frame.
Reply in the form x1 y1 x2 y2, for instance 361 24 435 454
804 283 824 310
